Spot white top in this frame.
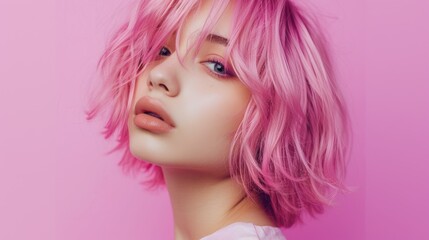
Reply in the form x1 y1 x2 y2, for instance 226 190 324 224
200 222 287 240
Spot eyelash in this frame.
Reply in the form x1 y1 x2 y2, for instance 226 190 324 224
156 46 171 59
202 57 235 79
157 46 235 79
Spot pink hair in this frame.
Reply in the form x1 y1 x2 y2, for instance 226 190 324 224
85 0 352 228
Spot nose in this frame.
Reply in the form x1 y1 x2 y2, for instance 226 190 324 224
146 55 180 97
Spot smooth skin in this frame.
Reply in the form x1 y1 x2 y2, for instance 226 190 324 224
128 0 276 239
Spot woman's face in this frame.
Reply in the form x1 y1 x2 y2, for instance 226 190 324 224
128 0 250 177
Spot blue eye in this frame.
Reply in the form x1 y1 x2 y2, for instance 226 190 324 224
159 46 171 56
203 59 234 78
206 61 226 75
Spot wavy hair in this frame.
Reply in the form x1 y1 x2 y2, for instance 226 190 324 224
85 0 352 228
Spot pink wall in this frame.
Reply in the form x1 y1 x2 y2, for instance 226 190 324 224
0 0 427 239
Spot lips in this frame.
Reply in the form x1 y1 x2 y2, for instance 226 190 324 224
133 96 175 134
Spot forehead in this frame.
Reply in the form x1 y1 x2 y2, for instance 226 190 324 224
179 0 235 43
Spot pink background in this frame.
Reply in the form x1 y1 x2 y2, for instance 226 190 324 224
0 0 427 239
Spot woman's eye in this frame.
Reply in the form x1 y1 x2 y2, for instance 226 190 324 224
159 46 171 56
203 60 232 78
207 62 225 74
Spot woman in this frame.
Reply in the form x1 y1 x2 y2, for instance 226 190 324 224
86 0 352 239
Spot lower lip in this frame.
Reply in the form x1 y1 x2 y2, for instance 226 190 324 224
133 114 173 134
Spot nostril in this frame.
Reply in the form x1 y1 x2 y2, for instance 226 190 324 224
159 83 169 92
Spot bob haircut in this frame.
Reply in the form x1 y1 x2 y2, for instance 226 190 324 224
86 0 352 228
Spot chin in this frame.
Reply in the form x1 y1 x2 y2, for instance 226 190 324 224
128 137 185 169
129 135 164 163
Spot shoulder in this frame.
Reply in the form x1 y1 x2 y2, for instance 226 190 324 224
200 222 287 240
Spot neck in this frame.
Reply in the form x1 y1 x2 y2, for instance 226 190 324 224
161 167 276 240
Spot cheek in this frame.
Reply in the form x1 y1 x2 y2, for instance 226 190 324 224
208 98 247 133
179 86 250 155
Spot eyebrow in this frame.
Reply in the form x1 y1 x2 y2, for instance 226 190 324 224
205 33 229 46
